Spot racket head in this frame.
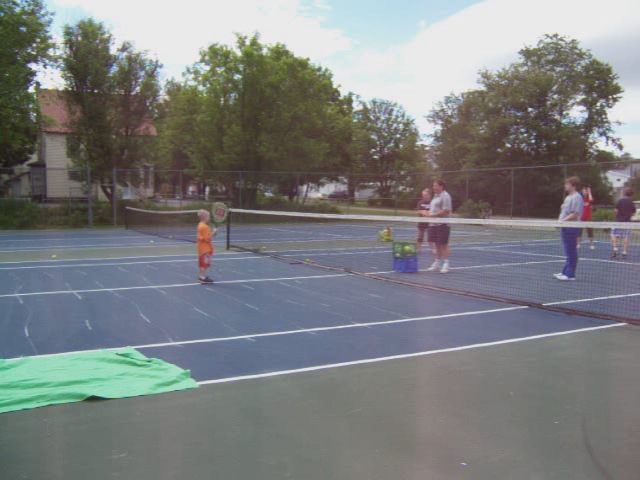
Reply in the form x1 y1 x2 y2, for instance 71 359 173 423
211 202 229 226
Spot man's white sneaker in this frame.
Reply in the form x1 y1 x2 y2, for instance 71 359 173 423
553 273 563 278
440 264 450 274
427 262 441 272
554 274 576 281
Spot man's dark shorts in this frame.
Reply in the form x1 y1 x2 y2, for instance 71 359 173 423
417 223 429 242
429 224 450 246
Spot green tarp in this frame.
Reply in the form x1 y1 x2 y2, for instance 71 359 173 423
0 348 199 414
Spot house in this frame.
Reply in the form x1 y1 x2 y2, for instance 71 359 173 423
606 163 639 199
4 90 157 201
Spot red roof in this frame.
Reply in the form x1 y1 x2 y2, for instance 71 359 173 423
38 90 157 136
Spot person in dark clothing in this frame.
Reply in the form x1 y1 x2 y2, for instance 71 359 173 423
611 187 637 259
416 188 435 254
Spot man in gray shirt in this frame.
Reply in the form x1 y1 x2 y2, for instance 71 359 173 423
420 179 453 273
554 176 584 281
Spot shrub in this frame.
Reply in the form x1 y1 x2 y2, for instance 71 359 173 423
456 199 491 219
591 208 615 222
0 199 43 229
258 196 340 214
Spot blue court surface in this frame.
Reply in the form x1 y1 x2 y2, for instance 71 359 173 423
0 228 630 381
1 228 639 480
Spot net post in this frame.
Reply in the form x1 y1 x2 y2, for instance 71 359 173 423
226 211 231 251
112 167 117 226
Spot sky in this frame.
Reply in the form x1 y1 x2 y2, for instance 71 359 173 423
43 0 640 156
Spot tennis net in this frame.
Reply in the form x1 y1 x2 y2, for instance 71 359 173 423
125 207 203 243
228 209 640 323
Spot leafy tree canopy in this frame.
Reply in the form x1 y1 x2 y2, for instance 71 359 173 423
0 0 52 167
59 18 161 201
427 34 623 216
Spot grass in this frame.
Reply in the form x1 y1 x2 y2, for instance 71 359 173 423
337 205 416 216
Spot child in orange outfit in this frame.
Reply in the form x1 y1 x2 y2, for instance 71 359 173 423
197 209 218 284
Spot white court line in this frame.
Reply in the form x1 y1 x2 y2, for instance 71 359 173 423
449 260 564 270
0 256 266 271
279 250 387 258
366 259 564 276
0 251 251 265
0 242 191 253
545 292 640 306
0 273 350 299
0 235 158 244
473 246 640 266
583 258 640 266
267 227 347 238
198 323 623 385
252 239 559 256
2 305 530 361
471 247 566 259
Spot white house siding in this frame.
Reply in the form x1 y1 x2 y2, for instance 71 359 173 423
42 133 85 199
41 133 109 201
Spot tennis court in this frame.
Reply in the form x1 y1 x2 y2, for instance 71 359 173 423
1 216 639 480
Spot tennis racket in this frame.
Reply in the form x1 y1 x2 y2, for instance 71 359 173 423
211 202 229 230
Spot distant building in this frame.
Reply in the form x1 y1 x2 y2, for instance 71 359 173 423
2 90 157 201
606 163 639 198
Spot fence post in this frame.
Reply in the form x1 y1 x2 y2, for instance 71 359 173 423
179 170 183 208
465 174 469 202
112 167 117 226
226 211 231 251
510 169 515 219
393 170 399 215
87 165 93 228
238 171 243 208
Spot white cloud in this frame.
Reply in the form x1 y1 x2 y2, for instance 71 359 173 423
52 0 352 80
49 0 640 155
331 0 640 154
619 133 640 155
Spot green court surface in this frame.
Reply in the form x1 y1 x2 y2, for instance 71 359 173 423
1 324 638 480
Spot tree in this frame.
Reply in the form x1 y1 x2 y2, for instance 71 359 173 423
159 34 351 207
353 99 421 206
156 81 204 197
0 0 52 167
59 18 161 202
428 35 623 216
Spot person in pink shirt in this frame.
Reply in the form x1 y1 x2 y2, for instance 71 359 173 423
577 186 594 250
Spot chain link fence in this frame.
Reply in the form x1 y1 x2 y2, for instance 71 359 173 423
1 160 638 229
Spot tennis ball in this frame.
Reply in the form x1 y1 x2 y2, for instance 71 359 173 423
261 246 266 250
150 240 154 243
51 254 57 259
